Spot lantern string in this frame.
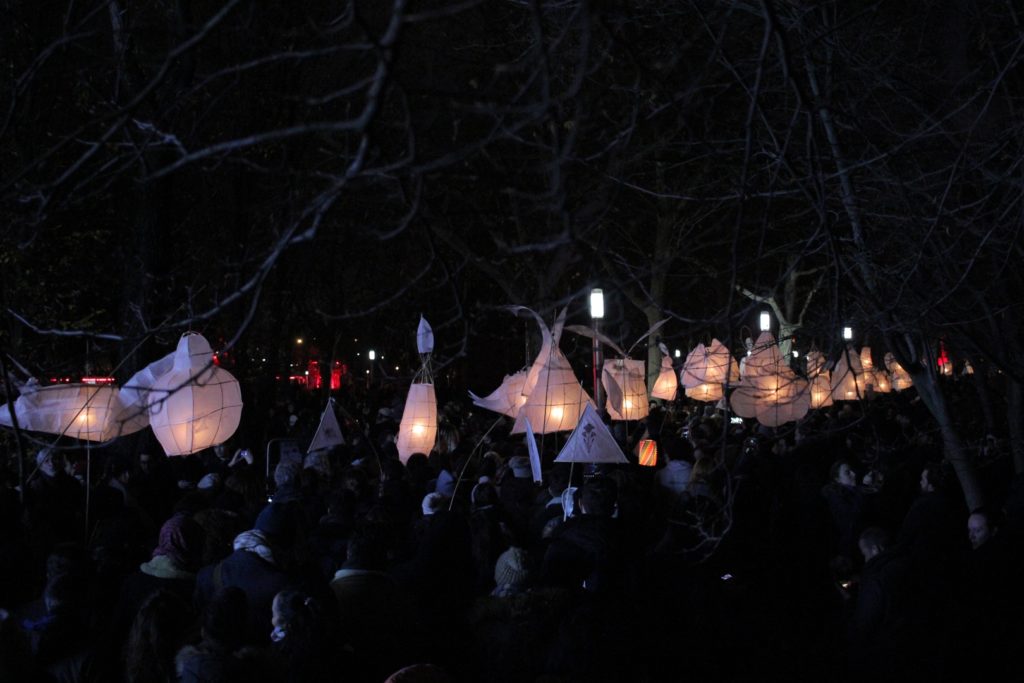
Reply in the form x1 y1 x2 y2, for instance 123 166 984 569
448 414 504 512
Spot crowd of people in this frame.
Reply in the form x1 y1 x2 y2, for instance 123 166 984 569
1 382 1022 682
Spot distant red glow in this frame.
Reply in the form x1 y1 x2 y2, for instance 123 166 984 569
330 361 344 390
307 360 322 390
81 376 116 385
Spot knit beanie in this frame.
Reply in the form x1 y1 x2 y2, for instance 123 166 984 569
493 546 530 587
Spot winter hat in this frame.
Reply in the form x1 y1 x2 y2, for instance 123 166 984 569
494 547 531 587
508 455 532 479
255 503 294 543
421 492 445 516
153 512 204 571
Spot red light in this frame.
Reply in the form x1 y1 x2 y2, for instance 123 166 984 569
81 376 116 385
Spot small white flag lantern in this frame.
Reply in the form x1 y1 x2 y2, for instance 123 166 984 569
602 358 649 421
308 398 345 453
554 403 628 464
149 333 243 456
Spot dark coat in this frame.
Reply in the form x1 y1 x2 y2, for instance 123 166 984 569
195 549 290 646
848 549 912 666
541 515 627 595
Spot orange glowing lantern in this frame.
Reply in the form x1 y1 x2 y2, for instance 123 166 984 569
638 439 658 467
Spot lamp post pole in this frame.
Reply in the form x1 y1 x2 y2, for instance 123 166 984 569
590 289 604 409
368 349 376 389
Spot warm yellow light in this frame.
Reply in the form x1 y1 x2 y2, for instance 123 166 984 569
624 399 633 409
550 406 564 420
296 338 304 344
412 424 425 435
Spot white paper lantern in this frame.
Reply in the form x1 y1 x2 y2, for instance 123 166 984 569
148 333 243 456
685 382 725 402
650 354 678 401
729 332 809 426
831 347 867 401
885 353 914 391
468 369 528 418
808 374 834 409
511 347 594 435
0 384 119 442
860 347 875 372
603 358 649 421
397 383 437 463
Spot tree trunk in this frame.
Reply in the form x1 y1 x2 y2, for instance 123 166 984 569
1007 379 1024 475
913 371 985 510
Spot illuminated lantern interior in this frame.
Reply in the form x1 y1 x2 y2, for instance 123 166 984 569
638 439 658 467
603 358 649 421
650 353 678 401
148 333 243 456
397 382 437 463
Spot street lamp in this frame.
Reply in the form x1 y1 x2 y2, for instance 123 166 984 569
759 311 771 332
368 349 376 388
842 326 853 341
590 288 604 409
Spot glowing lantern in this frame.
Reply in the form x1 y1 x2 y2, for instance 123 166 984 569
638 439 658 467
885 353 914 391
937 345 953 376
553 403 628 464
148 333 243 456
511 346 594 434
870 370 892 393
729 332 810 427
964 360 975 375
510 307 594 435
649 345 678 401
469 369 528 417
397 383 438 463
603 358 649 421
808 375 834 408
681 339 739 402
685 382 724 402
830 347 867 401
0 384 119 442
860 347 875 372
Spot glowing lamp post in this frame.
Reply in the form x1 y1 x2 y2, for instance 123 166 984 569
367 349 376 388
759 311 771 332
590 288 604 410
842 326 853 341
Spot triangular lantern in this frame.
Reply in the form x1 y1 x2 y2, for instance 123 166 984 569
602 358 649 421
831 346 867 401
554 403 629 464
148 333 243 456
308 398 345 453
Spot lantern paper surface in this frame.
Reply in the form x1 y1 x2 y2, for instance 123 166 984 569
831 347 867 401
685 382 725 402
860 347 875 372
397 383 437 463
729 332 810 427
638 439 657 467
603 358 649 421
468 370 528 418
650 354 678 401
148 333 243 456
808 375 834 409
308 398 345 453
112 350 176 436
554 403 629 464
885 353 914 391
524 417 543 483
416 316 434 355
870 370 892 393
511 347 594 434
0 384 120 442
